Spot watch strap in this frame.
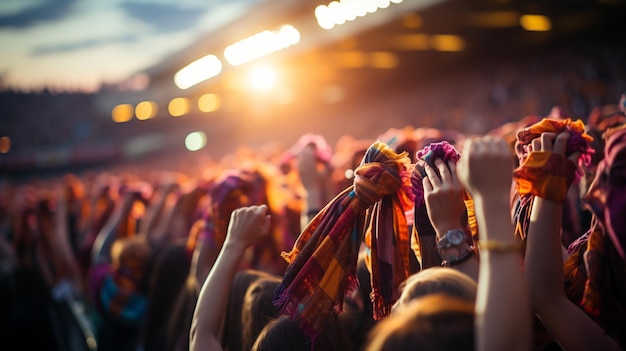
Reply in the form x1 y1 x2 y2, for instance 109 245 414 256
441 246 476 267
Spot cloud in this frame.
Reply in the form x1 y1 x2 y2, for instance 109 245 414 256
121 1 209 34
31 34 139 56
0 0 74 28
0 0 260 90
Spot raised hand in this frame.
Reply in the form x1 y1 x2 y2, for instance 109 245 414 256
523 130 621 351
224 204 271 250
455 136 531 351
297 144 331 212
457 136 513 201
190 204 271 351
527 131 580 164
423 159 466 234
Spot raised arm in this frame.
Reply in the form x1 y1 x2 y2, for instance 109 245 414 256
297 143 332 230
161 181 207 246
423 159 479 280
138 179 179 245
524 132 620 351
457 136 531 351
52 188 82 287
90 190 140 265
189 204 271 351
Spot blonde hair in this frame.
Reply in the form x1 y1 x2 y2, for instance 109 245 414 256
392 267 477 313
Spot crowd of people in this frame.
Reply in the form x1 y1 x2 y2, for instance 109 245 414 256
1 86 625 350
1 24 626 351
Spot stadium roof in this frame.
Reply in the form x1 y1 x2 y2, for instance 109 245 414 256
96 0 626 116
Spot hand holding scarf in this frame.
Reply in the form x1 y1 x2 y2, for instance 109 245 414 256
512 118 594 241
273 141 413 339
411 141 475 269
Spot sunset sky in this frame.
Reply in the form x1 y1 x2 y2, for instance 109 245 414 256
0 0 257 91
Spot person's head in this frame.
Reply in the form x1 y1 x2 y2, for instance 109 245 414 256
221 269 275 351
251 316 311 351
392 267 477 313
252 315 352 351
366 293 475 351
140 243 191 351
241 275 282 351
111 236 152 291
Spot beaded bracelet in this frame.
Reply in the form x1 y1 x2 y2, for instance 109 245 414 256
477 240 521 252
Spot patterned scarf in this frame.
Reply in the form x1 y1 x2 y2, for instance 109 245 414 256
98 236 151 326
563 128 626 348
512 118 594 241
515 117 594 172
273 141 413 339
411 141 475 269
587 126 626 261
99 273 147 326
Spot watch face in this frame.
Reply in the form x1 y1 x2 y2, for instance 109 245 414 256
448 230 465 245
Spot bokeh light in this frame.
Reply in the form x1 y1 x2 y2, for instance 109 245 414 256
315 0 404 30
135 101 158 120
430 35 465 52
224 25 300 66
198 93 221 113
248 66 277 91
520 14 551 31
174 55 223 90
344 168 354 180
0 136 11 154
369 51 398 69
185 131 207 151
112 104 134 123
168 97 190 117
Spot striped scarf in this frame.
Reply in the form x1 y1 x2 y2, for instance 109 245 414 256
586 126 626 261
564 127 626 349
512 118 594 242
273 141 413 339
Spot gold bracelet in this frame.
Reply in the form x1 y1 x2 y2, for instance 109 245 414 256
477 240 521 252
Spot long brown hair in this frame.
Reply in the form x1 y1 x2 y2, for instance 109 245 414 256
220 270 275 351
366 293 475 351
252 315 353 351
241 276 281 351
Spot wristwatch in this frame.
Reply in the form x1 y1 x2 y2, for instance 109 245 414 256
437 229 473 267
436 229 466 252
